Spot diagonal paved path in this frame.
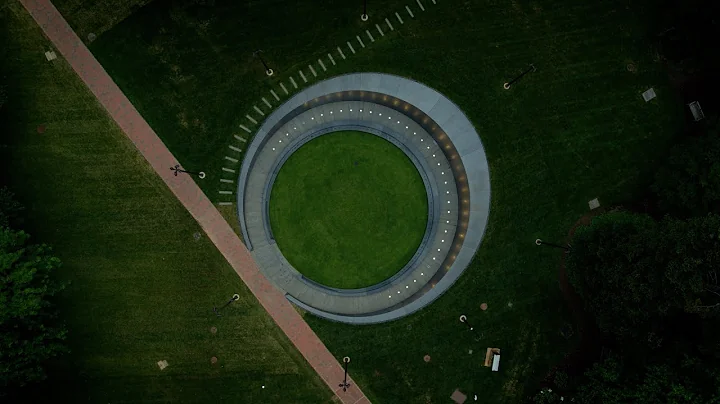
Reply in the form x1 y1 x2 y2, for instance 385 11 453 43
19 1 369 402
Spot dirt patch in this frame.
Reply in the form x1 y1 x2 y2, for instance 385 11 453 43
548 210 606 383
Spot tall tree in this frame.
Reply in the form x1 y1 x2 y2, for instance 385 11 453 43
659 214 720 317
0 226 67 393
652 129 720 218
566 212 665 343
575 354 720 404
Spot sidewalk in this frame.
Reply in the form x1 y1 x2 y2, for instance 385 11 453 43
19 1 369 402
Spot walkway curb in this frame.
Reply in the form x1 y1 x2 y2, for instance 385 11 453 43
18 1 369 402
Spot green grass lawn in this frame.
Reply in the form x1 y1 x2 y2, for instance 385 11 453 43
49 0 684 402
0 3 331 403
269 131 427 289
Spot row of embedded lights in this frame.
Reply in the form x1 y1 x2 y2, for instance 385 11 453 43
269 104 461 298
274 105 458 217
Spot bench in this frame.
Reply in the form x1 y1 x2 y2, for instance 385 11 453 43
688 101 705 122
484 348 501 371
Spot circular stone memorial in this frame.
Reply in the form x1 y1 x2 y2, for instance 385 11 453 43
269 130 428 289
237 73 491 324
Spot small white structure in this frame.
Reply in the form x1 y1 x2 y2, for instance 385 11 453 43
157 360 168 370
491 354 501 371
688 101 705 122
44 50 57 61
642 88 657 102
588 198 600 210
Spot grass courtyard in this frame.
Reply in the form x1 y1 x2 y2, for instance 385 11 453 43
0 3 331 403
270 131 428 289
8 0 687 402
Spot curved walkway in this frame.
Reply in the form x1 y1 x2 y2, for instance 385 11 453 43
19 1 369 403
237 74 491 324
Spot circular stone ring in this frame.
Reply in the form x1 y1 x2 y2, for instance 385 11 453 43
237 73 490 324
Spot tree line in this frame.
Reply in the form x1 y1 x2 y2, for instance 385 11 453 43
0 188 68 398
534 121 720 403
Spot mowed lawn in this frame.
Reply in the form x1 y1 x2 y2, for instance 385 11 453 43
269 131 428 289
0 3 331 403
54 0 683 402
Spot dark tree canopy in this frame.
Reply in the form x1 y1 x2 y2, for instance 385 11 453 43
659 215 720 317
567 212 720 345
0 226 67 392
575 354 720 404
566 212 664 343
652 130 720 218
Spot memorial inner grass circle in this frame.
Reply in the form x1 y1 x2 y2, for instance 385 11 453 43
269 130 428 289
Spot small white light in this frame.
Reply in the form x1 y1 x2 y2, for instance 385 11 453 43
414 279 417 282
438 249 441 252
446 220 449 223
320 113 323 116
427 146 430 149
340 109 343 112
438 163 441 166
388 117 391 120
432 154 435 157
369 111 373 114
294 127 297 130
279 140 282 143
447 201 450 203
444 230 448 233
397 291 400 294
413 132 417 135
330 111 333 114
421 273 424 275
272 147 275 151
397 121 400 124
406 285 409 288
444 181 448 184
421 139 424 142
442 172 445 175
350 109 353 112
446 191 449 194
442 240 445 242
311 117 314 120
433 257 436 260
405 126 409 129
379 113 382 116
389 295 392 298
359 109 362 112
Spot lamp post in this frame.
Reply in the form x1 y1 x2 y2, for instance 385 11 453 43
339 357 351 392
213 294 240 317
253 50 274 76
460 314 482 341
459 314 474 331
361 0 368 21
503 64 536 90
170 164 205 179
535 239 571 251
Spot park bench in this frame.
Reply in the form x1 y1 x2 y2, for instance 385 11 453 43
484 348 501 371
688 101 705 122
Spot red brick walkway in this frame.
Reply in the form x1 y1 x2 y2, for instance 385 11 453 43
20 1 369 402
